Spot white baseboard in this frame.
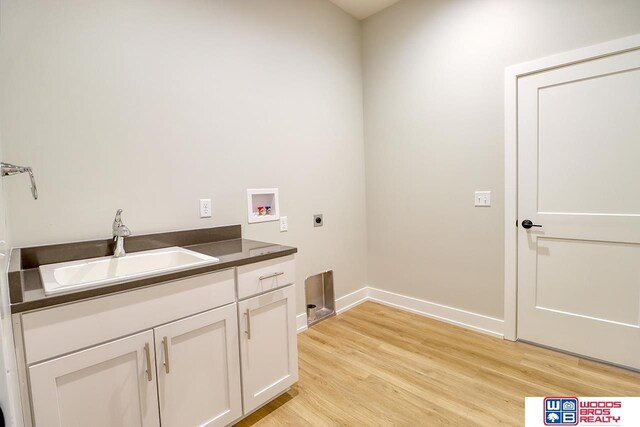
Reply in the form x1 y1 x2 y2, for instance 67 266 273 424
296 313 307 333
367 287 504 338
335 287 369 314
297 286 504 338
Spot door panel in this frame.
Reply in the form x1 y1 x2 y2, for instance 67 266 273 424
154 304 242 427
517 47 640 370
535 238 640 326
538 69 640 215
29 331 160 427
238 285 298 414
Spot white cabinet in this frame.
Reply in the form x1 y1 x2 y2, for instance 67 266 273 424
238 284 298 413
21 270 236 365
18 260 298 427
154 304 242 427
29 331 160 427
28 305 243 427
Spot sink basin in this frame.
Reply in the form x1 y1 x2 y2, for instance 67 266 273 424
39 247 220 296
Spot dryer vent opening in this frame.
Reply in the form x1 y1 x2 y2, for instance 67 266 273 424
305 270 335 326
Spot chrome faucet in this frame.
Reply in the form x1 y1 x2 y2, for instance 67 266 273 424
112 209 131 258
1 162 38 199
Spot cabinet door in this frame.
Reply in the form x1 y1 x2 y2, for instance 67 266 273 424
154 304 242 427
238 285 298 414
29 331 159 427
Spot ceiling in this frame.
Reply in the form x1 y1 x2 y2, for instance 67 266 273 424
328 0 402 20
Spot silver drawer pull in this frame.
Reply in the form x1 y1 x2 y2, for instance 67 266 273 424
144 343 152 382
259 271 284 281
245 309 251 340
162 336 170 374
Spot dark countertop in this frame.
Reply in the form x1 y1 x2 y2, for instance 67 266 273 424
9 226 296 314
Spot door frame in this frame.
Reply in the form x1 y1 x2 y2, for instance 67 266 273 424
503 33 640 341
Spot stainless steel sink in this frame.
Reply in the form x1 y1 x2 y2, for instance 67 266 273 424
39 247 219 296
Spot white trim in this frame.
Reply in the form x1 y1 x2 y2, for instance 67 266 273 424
296 313 307 333
504 57 518 342
299 286 504 338
504 34 640 78
503 33 640 342
368 288 504 338
335 287 369 314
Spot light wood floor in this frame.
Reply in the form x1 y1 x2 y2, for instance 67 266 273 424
235 301 640 426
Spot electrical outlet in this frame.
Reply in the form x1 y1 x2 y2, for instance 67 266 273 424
199 199 212 218
314 214 323 227
280 216 288 232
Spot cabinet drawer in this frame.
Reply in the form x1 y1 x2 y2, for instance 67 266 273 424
237 255 295 299
22 269 235 365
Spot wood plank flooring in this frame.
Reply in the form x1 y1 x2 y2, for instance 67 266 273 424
235 301 640 426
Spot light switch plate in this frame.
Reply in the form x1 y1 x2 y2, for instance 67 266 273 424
475 191 491 207
199 199 212 218
279 216 288 232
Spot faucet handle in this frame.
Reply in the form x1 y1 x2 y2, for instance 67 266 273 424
113 209 123 232
113 224 131 237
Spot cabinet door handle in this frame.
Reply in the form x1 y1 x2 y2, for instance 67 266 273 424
245 309 251 340
162 336 170 374
144 343 152 382
258 271 284 281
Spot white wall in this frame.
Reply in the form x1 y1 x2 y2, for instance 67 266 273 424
362 0 640 319
4 0 639 328
0 0 368 314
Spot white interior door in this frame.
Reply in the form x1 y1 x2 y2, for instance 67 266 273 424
29 330 160 427
517 46 640 370
154 304 242 427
